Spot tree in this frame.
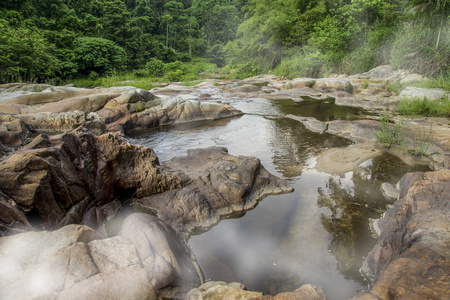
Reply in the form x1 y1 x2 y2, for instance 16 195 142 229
74 36 127 75
0 20 60 82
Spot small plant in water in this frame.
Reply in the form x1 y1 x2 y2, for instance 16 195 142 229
410 123 433 156
375 114 404 148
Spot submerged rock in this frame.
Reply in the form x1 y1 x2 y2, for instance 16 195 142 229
353 170 450 299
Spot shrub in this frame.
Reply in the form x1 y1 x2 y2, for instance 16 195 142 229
145 58 165 77
390 21 450 77
166 69 184 82
410 123 433 156
88 71 99 81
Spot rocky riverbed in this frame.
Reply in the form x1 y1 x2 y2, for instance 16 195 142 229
0 65 449 299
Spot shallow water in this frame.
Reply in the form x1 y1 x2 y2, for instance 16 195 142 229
129 97 428 299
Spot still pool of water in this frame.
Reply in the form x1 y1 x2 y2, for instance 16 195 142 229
129 97 429 299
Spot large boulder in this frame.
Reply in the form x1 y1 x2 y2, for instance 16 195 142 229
353 170 450 299
0 129 184 235
133 147 294 236
119 213 204 298
108 98 244 134
0 213 202 299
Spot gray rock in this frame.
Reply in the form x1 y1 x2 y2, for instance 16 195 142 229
399 73 424 85
57 265 155 300
119 213 204 298
315 78 353 93
380 182 399 203
134 147 293 235
399 86 448 101
0 214 204 300
290 78 316 88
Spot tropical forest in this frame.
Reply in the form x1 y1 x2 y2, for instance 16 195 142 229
0 1 449 300
0 0 449 85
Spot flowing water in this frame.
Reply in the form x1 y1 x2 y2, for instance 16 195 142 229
129 96 429 299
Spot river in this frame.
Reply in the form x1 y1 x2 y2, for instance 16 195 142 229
129 96 428 299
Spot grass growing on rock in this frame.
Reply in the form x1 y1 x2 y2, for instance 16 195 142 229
397 97 450 118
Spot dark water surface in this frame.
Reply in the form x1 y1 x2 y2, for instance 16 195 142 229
129 97 428 299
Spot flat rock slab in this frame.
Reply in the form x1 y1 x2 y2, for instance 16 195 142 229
316 144 381 174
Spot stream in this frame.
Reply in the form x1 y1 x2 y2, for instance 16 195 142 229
129 96 429 299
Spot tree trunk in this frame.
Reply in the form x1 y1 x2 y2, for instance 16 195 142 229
436 2 446 49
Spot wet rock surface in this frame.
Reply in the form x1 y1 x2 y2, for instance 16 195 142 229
352 170 450 299
134 147 293 236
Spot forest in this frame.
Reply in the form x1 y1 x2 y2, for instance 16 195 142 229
0 0 448 84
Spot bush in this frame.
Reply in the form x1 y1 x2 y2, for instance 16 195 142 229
165 69 184 82
390 21 450 77
165 61 186 73
0 23 60 82
88 71 99 81
274 50 325 78
74 37 127 75
206 44 225 67
145 58 165 77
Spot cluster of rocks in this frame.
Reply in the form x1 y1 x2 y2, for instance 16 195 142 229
0 65 449 299
0 84 294 298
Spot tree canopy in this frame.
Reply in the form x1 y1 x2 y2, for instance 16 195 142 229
0 0 448 82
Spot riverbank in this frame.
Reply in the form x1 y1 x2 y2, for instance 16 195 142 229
0 65 449 299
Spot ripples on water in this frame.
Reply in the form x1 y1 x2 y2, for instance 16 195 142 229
129 97 429 299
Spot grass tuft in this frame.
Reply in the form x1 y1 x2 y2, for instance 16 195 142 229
397 97 450 118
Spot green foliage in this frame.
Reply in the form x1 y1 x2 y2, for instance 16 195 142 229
74 37 127 75
410 123 433 156
206 44 225 67
88 71 99 81
0 21 60 82
135 104 143 112
274 50 325 78
390 20 450 77
0 0 448 83
145 58 165 77
397 97 450 117
375 114 405 148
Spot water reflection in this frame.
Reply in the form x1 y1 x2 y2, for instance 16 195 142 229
273 97 371 122
129 97 428 299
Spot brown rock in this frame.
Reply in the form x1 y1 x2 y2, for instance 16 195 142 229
355 170 450 299
134 147 293 236
0 129 183 233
